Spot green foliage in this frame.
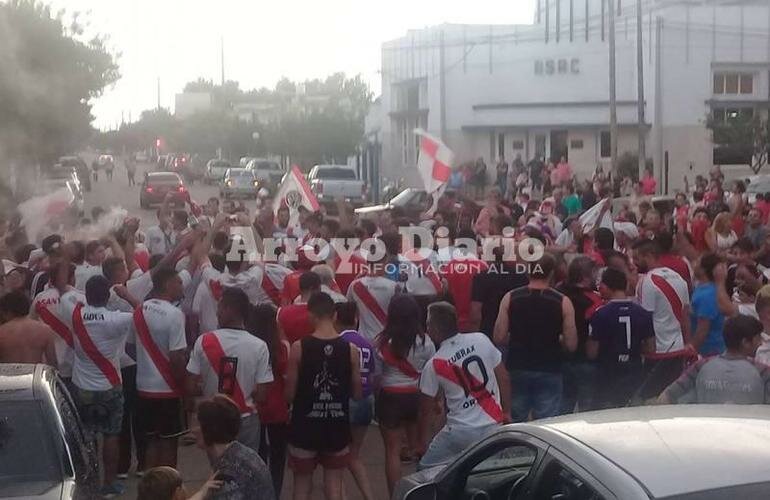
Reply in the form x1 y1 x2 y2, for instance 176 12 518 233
706 112 770 174
101 72 373 166
0 0 119 165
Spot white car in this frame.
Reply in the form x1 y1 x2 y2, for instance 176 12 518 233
307 164 366 206
204 159 232 184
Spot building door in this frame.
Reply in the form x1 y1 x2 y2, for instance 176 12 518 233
550 130 568 163
535 134 547 161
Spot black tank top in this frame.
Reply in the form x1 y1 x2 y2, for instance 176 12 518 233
289 336 352 452
506 286 565 373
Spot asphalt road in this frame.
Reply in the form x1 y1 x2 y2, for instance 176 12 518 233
82 161 400 499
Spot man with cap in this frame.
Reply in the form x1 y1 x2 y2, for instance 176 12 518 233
30 233 64 298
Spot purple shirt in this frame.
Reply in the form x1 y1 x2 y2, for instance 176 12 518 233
341 330 375 397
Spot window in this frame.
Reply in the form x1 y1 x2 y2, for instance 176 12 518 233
713 72 754 95
534 461 606 500
600 131 611 158
570 139 584 150
740 73 753 94
401 119 409 165
712 107 754 123
471 444 537 474
512 140 524 150
498 133 505 159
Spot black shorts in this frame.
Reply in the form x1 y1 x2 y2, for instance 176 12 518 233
375 390 420 429
135 397 185 439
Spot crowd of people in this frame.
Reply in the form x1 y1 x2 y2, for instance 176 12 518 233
1 158 770 500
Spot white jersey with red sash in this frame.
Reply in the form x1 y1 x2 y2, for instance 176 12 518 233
379 336 435 393
419 332 504 427
346 276 397 342
636 267 691 358
70 303 134 391
192 265 222 336
262 263 291 305
399 254 443 296
133 299 187 398
187 328 273 414
31 287 80 378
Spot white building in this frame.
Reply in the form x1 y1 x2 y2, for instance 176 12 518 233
372 0 770 193
174 92 212 118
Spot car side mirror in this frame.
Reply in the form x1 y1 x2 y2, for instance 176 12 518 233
403 483 437 500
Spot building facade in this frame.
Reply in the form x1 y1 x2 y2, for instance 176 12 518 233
370 0 770 193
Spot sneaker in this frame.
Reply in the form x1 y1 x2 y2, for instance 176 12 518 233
100 482 126 499
116 473 128 480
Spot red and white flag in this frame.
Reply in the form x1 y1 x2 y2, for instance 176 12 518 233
273 165 320 226
415 129 454 194
415 129 454 216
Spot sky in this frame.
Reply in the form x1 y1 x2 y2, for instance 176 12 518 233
49 0 536 130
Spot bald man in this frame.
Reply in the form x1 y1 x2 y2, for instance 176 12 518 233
0 290 58 366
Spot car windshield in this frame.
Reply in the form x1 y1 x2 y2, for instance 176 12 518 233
230 170 253 177
253 161 282 171
315 168 356 180
0 400 62 494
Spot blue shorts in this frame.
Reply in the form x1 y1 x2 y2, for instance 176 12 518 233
349 394 373 426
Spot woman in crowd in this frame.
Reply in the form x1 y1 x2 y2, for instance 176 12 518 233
245 304 289 497
705 212 738 256
375 294 436 496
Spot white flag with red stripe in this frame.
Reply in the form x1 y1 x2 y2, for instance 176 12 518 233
415 129 454 216
273 165 320 226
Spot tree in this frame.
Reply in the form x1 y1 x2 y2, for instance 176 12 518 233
0 0 119 166
707 112 770 174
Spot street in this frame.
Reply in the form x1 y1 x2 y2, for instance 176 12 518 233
83 161 399 499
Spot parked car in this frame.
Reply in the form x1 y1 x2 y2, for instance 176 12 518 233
57 156 91 192
307 164 366 207
46 167 83 200
246 158 284 187
395 405 770 500
156 154 170 170
139 171 187 208
166 154 190 178
220 168 260 199
204 159 232 184
0 364 99 499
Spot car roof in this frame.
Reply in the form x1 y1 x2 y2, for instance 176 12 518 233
531 405 770 498
0 364 47 401
313 164 353 169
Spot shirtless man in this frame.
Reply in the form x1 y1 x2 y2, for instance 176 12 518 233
0 290 58 366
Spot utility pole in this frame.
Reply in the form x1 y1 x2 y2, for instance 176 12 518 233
609 0 619 175
156 77 161 110
220 36 225 85
636 0 647 179
439 29 447 142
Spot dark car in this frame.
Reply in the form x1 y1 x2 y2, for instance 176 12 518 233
139 171 187 208
0 364 99 499
57 157 91 192
395 405 770 500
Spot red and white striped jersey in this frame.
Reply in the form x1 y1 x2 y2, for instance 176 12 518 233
220 262 290 306
186 328 273 413
420 332 504 427
635 267 691 354
30 287 79 378
346 276 397 342
399 255 443 296
134 299 187 398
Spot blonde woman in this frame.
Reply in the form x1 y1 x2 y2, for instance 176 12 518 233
705 212 738 255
